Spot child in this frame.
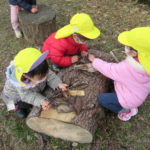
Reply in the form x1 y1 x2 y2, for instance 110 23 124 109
1 48 68 118
9 0 38 38
42 13 100 71
88 27 150 121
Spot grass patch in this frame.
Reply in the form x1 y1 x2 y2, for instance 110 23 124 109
1 0 150 149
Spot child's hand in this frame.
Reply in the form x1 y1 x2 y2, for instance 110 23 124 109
88 54 95 62
71 55 79 63
31 6 38 13
58 83 68 91
15 5 21 12
41 100 51 110
81 51 88 57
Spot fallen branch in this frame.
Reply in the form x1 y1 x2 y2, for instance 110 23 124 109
74 63 96 72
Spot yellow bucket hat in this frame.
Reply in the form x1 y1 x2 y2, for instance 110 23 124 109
118 27 150 75
55 13 100 39
14 48 48 86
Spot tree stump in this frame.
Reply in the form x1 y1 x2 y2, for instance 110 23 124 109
19 5 56 45
26 50 115 143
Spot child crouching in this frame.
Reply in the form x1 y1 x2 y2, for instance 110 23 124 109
42 13 100 71
88 27 150 121
1 48 67 118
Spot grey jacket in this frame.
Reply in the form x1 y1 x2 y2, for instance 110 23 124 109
2 69 62 110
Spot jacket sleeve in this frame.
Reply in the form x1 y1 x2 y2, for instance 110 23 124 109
50 47 72 67
1 92 15 111
79 44 88 52
17 0 32 11
92 58 123 81
51 55 72 67
47 70 62 90
17 88 46 107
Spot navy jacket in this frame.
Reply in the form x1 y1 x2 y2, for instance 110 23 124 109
9 0 36 11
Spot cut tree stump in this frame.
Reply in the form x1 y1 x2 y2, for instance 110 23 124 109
26 50 115 143
19 5 56 45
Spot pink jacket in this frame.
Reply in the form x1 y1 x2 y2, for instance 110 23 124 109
92 56 150 109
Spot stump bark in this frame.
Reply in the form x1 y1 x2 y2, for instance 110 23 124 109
26 50 115 143
19 5 56 45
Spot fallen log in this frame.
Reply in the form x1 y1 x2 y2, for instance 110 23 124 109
26 50 115 143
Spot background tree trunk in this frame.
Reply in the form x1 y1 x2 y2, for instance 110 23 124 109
26 50 115 143
19 5 56 45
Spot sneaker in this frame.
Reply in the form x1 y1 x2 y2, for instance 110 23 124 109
15 31 22 38
129 108 138 116
118 108 138 121
15 109 28 119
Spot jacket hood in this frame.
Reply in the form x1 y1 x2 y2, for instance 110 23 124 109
126 56 150 84
6 61 21 87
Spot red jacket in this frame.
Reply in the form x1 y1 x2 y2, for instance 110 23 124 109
42 32 88 67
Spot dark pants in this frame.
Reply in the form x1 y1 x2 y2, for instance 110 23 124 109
14 101 33 119
52 64 63 69
16 101 32 110
97 92 129 113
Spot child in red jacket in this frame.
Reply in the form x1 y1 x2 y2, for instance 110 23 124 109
42 13 100 71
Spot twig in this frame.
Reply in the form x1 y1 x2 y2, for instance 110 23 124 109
110 51 119 62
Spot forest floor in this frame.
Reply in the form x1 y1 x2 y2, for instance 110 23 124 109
0 0 150 149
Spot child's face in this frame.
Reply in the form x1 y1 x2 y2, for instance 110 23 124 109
23 74 47 84
30 75 46 83
73 34 87 44
125 46 138 57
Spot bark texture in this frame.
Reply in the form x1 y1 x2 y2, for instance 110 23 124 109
26 50 115 143
19 5 56 45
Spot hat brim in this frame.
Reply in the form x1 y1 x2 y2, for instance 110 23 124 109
15 51 48 86
55 24 74 39
138 52 150 75
118 31 131 46
78 26 100 39
55 24 100 39
15 67 25 86
29 51 48 72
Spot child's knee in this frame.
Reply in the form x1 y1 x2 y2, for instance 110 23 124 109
97 94 107 106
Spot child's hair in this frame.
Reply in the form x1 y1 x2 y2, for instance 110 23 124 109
75 33 90 41
24 60 49 78
128 46 137 52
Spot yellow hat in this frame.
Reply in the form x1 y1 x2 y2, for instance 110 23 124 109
14 48 48 86
118 27 150 75
55 13 100 39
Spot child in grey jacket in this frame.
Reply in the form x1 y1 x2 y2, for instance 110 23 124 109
1 48 68 118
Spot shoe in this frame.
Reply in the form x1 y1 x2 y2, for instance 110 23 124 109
15 31 22 38
118 108 138 121
15 109 28 119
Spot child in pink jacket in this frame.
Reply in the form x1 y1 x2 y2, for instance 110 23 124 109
88 27 150 121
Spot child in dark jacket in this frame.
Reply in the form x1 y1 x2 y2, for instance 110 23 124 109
9 0 38 38
42 13 100 71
